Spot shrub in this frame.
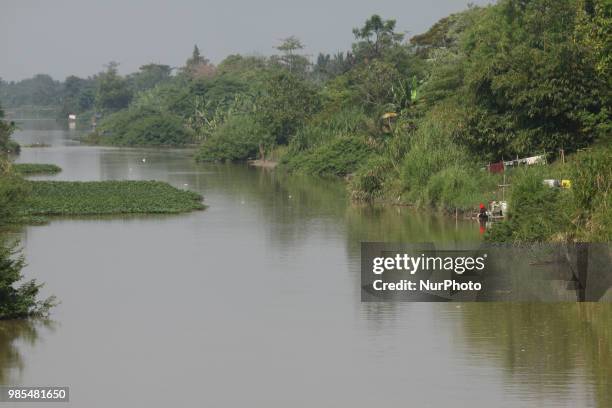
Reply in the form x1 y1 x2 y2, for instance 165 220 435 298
0 171 30 226
487 167 571 242
4 140 20 155
0 240 56 319
424 166 493 211
288 107 370 153
568 146 611 241
400 106 476 204
90 108 193 146
349 155 394 201
195 114 268 162
0 105 20 154
281 136 373 177
570 147 611 213
488 145 611 243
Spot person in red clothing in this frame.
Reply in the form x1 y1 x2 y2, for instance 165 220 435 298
478 203 488 234
478 203 488 220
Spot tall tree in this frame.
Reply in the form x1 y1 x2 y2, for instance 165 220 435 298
59 75 95 118
352 15 404 61
455 0 611 158
129 64 173 93
95 62 133 113
275 36 309 74
256 71 320 145
184 45 215 79
313 52 355 82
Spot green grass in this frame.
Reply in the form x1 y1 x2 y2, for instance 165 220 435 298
281 136 373 177
13 163 62 175
23 180 205 216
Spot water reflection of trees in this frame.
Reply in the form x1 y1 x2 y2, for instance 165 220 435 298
196 164 350 248
0 319 55 384
344 206 479 248
98 154 480 252
217 165 480 251
457 304 612 407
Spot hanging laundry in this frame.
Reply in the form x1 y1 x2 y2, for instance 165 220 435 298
487 161 505 173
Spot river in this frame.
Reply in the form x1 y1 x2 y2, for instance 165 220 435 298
1 120 610 407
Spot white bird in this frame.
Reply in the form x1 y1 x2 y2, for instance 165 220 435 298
142 158 146 163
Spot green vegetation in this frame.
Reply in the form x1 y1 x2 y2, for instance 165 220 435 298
282 136 373 177
13 163 61 176
24 180 204 216
195 115 265 162
86 108 193 147
0 240 56 319
0 75 61 109
0 112 54 319
0 172 30 225
488 144 611 243
2 0 610 242
0 105 19 155
95 62 133 114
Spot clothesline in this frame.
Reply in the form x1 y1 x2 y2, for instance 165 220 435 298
485 154 546 173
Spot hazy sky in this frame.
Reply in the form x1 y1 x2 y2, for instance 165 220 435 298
1 0 493 81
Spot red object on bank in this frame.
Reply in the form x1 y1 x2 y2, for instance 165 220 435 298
487 161 505 173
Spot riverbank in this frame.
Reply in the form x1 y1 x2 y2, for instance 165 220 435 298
248 159 278 169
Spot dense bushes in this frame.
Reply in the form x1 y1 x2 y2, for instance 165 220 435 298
0 124 55 319
349 155 394 201
488 145 611 243
2 140 20 155
487 168 571 242
279 107 375 177
255 71 321 145
396 104 497 210
195 115 268 162
567 146 611 241
281 136 373 177
0 165 30 225
424 166 493 211
0 105 20 155
0 240 56 319
90 108 194 146
26 1 605 244
452 1 610 160
0 175 29 224
288 108 371 152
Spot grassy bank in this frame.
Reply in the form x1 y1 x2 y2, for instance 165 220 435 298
487 144 611 243
8 1 604 244
13 163 62 176
23 180 205 216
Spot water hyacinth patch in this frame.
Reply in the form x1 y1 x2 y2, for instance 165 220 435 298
24 180 205 216
13 163 62 176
